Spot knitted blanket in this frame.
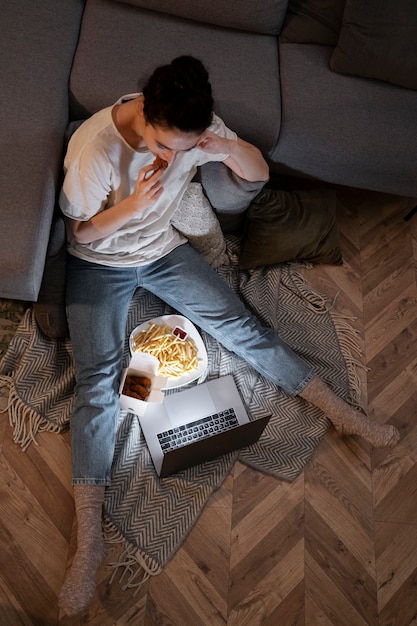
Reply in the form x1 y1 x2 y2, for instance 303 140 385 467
0 237 362 590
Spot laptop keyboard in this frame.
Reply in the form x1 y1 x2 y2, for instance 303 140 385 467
157 407 239 452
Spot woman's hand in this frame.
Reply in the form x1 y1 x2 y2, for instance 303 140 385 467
131 164 164 213
70 163 165 244
196 130 231 155
197 131 269 183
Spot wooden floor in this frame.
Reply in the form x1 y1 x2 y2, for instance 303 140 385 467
1 184 417 625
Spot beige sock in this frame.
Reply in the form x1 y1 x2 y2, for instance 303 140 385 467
59 485 106 616
299 375 400 448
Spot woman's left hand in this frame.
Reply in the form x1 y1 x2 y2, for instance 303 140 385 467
196 130 230 155
197 131 269 183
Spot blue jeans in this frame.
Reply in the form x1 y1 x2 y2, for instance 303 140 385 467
66 243 313 485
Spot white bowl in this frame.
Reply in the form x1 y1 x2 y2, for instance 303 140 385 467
129 314 208 389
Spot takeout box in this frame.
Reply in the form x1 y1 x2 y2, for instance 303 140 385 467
119 352 168 416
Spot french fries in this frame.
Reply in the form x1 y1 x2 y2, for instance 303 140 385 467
132 322 199 378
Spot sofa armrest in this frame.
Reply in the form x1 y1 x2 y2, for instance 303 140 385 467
0 0 85 301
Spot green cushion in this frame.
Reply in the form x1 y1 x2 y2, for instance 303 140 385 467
238 188 343 269
281 0 346 45
330 0 417 90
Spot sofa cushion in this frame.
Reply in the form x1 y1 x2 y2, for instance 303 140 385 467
281 0 346 45
69 0 281 155
198 162 266 233
113 0 289 34
330 0 417 90
238 187 342 269
271 43 417 198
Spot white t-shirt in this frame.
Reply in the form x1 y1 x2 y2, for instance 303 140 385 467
59 94 237 266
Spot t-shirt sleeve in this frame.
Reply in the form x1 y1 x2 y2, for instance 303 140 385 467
210 113 237 143
193 113 237 166
60 142 112 221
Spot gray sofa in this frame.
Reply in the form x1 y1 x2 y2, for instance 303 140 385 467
1 0 416 304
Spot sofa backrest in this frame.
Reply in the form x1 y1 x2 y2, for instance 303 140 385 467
69 0 283 154
113 0 289 34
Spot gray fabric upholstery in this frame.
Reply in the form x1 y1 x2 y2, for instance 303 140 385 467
31 121 87 338
0 0 85 301
199 163 266 213
113 0 289 34
199 162 266 233
281 0 346 44
271 43 417 197
330 0 417 90
2 0 417 303
69 0 281 154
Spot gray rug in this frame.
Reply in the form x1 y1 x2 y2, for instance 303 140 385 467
0 237 362 590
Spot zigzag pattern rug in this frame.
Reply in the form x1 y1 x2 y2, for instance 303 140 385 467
0 237 362 589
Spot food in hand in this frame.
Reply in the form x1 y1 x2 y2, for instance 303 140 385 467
152 155 168 170
123 374 152 401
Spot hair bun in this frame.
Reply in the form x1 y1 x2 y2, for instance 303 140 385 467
142 56 214 133
171 56 210 95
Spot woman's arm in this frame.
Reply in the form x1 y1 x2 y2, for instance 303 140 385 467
68 164 164 244
197 131 269 182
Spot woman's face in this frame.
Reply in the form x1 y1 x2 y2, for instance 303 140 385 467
142 123 202 165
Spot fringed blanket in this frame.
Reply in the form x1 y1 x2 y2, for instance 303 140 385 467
0 237 363 591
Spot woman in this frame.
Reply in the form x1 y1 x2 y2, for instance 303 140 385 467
58 56 399 615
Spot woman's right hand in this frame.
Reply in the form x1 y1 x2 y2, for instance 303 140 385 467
69 164 165 244
131 164 164 213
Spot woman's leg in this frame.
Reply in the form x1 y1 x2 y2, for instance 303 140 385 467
299 375 399 446
59 485 105 616
140 244 313 396
65 258 137 486
140 244 399 448
59 257 137 615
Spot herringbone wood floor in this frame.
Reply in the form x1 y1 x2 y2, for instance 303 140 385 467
1 184 417 625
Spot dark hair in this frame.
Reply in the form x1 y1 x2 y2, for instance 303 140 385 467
142 56 213 134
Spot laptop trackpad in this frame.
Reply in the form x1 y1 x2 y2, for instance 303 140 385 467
165 384 216 427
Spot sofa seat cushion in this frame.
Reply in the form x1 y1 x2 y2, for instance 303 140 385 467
238 187 342 269
113 0 289 35
69 0 281 155
330 0 417 91
272 43 417 198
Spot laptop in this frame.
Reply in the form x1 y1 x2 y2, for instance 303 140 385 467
139 374 271 478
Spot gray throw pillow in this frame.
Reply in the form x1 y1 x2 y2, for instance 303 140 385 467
199 162 266 233
238 188 343 269
281 0 346 45
330 0 417 90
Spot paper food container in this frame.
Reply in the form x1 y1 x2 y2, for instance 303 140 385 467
119 352 168 416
